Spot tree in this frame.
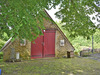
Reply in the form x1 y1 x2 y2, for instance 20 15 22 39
55 0 100 38
0 0 60 41
0 0 99 41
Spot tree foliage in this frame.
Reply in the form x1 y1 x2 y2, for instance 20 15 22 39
0 33 8 49
0 0 60 41
55 0 100 37
0 0 100 41
0 39 6 50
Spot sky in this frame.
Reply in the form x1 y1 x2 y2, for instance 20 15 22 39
90 12 100 26
46 6 60 22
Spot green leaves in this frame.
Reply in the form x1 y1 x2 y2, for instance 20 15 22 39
0 0 99 41
0 0 54 41
55 0 99 37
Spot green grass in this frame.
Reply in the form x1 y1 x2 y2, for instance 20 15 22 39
0 59 3 62
0 57 100 75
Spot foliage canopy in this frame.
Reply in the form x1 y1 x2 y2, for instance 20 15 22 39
55 0 100 37
0 0 100 41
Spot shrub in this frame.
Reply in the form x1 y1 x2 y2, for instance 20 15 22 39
0 39 6 49
0 51 3 60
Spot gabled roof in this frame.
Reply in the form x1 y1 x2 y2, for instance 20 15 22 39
1 10 75 51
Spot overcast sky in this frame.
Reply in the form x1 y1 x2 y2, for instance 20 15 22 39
46 6 60 22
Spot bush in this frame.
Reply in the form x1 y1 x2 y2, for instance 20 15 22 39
0 52 3 61
74 49 81 56
0 59 3 62
0 39 6 49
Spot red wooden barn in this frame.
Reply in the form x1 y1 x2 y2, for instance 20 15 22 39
1 11 74 61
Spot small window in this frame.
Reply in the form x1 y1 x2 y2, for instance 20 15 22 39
60 40 64 46
20 39 26 46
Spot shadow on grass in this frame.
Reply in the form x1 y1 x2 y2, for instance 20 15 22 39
0 57 100 75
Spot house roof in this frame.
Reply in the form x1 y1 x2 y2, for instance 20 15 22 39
1 10 75 51
1 38 12 51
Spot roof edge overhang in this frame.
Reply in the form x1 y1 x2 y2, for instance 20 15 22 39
0 38 12 51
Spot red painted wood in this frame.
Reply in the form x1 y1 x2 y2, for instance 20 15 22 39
43 30 55 57
31 35 43 59
31 30 56 59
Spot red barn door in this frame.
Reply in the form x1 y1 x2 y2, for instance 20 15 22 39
31 30 55 59
31 35 43 59
43 30 55 57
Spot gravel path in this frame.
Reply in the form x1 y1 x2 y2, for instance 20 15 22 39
84 53 100 62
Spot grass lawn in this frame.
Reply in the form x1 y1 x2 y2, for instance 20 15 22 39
0 57 100 75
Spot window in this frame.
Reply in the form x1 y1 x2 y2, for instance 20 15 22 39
60 40 64 46
20 39 26 46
